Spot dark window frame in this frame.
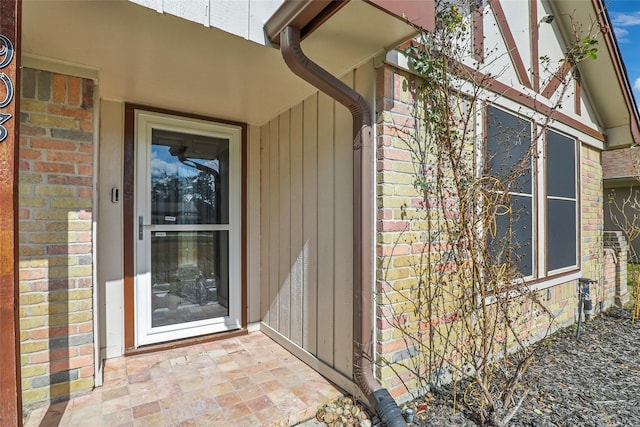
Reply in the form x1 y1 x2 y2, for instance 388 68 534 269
485 105 579 281
545 129 578 273
486 105 535 277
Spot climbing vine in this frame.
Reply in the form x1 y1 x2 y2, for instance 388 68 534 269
377 1 599 425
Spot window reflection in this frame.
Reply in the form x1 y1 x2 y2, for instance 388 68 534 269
151 129 229 225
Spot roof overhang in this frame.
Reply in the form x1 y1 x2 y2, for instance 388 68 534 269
265 0 434 47
264 0 345 46
21 0 432 126
550 0 640 149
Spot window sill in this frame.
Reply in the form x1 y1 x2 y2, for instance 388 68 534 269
528 269 582 292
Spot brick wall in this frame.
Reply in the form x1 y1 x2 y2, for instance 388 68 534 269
603 231 630 307
580 145 605 311
18 68 95 409
375 65 470 399
581 145 603 279
602 146 639 180
374 64 611 402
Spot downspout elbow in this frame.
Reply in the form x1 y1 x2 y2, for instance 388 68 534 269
280 26 371 137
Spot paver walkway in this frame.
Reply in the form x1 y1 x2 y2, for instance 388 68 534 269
25 331 342 426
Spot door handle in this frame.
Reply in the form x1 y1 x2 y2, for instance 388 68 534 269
138 216 154 240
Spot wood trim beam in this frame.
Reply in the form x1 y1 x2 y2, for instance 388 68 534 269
488 0 532 89
0 0 22 425
460 61 605 141
240 119 248 330
574 73 582 115
540 60 573 99
393 41 605 142
530 0 539 91
473 0 484 62
123 104 135 351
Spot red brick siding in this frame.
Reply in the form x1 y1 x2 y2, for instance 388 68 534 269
602 147 639 180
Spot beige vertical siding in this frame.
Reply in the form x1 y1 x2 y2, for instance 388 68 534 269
268 119 280 328
302 94 319 355
98 100 124 359
260 61 375 379
316 92 336 366
289 103 304 347
247 126 262 323
278 112 292 338
260 125 271 325
333 73 354 376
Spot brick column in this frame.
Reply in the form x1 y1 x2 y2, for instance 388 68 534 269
18 68 95 409
603 230 630 307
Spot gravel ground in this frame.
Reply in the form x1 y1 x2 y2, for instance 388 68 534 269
406 307 640 426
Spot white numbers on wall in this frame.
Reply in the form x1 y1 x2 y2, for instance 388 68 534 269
0 34 15 143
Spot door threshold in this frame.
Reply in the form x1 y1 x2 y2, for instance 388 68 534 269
124 328 247 356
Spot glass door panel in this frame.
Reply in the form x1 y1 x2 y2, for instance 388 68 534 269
151 129 229 225
150 231 229 327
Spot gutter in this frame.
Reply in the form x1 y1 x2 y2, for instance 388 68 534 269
278 25 406 427
264 0 340 46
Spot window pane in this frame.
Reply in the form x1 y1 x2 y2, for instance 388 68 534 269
486 106 532 194
548 199 577 271
490 195 533 277
151 129 229 225
547 131 576 198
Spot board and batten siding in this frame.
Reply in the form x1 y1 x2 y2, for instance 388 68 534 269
128 0 284 45
260 61 375 384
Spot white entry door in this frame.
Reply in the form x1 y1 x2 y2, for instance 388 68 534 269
134 110 241 346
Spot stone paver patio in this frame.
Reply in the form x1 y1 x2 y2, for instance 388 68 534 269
24 331 342 426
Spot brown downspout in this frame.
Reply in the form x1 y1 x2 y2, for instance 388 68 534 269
280 26 406 426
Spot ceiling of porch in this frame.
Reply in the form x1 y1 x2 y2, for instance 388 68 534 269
22 0 416 126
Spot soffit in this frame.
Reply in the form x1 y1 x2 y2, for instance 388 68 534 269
22 0 417 126
550 0 639 147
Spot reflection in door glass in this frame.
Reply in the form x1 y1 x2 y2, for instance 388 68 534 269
151 129 229 225
150 231 229 327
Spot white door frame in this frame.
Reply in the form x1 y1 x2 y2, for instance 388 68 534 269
133 109 242 346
